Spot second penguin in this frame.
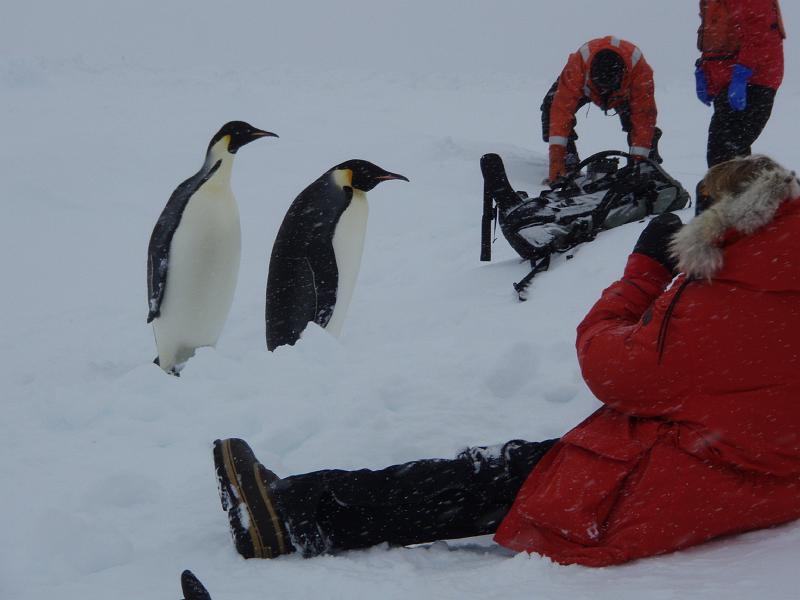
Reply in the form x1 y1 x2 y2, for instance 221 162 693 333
265 160 408 351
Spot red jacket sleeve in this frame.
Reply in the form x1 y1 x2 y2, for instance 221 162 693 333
627 60 657 151
549 52 586 142
576 253 685 417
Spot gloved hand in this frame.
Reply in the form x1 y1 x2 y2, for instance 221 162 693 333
548 144 567 183
728 64 753 111
632 213 684 274
694 65 712 106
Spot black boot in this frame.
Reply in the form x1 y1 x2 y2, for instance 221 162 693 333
213 438 295 559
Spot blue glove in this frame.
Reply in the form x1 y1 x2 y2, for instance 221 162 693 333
728 64 753 111
694 65 712 106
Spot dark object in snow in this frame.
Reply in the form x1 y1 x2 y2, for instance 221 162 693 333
480 150 689 300
265 160 408 351
181 570 212 600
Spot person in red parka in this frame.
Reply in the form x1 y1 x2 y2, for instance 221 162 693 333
541 36 661 184
695 0 785 172
211 155 800 566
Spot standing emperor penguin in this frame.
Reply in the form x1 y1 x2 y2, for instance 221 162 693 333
265 159 408 351
147 121 278 375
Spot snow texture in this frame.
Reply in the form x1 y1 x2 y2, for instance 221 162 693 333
1 2 799 599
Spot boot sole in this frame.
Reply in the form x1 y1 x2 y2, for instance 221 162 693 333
213 439 289 559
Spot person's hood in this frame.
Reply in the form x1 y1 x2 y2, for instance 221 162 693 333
670 162 800 290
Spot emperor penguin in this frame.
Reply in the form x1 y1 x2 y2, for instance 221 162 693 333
147 121 278 375
265 159 409 351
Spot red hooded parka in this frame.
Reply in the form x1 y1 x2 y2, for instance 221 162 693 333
494 165 800 567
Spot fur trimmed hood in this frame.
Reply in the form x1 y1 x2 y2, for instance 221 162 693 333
670 160 800 279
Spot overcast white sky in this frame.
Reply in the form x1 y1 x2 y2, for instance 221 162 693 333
2 1 719 82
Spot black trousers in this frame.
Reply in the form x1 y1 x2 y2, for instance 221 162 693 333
541 80 661 165
270 438 558 556
707 84 776 167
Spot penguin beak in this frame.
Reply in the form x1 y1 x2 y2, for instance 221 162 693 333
375 171 409 183
252 130 279 139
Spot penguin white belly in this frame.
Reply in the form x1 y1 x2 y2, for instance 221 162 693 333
153 183 241 369
326 190 368 336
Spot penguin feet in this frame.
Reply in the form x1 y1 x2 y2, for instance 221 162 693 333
152 355 182 377
213 438 294 559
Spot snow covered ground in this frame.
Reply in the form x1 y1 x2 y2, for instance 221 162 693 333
2 2 799 599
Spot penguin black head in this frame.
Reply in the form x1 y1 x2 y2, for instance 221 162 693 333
208 121 278 154
332 159 410 192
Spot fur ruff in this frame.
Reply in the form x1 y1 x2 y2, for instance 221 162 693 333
670 159 800 279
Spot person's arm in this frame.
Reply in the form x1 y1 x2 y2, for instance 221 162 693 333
576 215 686 417
627 60 657 157
547 53 585 181
548 53 585 143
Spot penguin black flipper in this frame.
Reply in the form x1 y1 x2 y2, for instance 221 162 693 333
181 570 212 600
146 161 222 323
265 242 338 351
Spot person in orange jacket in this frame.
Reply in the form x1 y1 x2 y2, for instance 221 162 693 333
211 154 800 567
541 36 661 184
695 1 785 168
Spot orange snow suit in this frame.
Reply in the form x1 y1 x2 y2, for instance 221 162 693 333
548 37 657 181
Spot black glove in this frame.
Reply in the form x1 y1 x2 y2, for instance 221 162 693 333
632 213 683 273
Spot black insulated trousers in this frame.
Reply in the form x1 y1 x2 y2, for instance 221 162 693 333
707 84 776 167
269 438 558 556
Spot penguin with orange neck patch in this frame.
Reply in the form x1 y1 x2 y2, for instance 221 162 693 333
265 159 408 351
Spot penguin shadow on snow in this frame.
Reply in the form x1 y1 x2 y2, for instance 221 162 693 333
146 121 278 377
